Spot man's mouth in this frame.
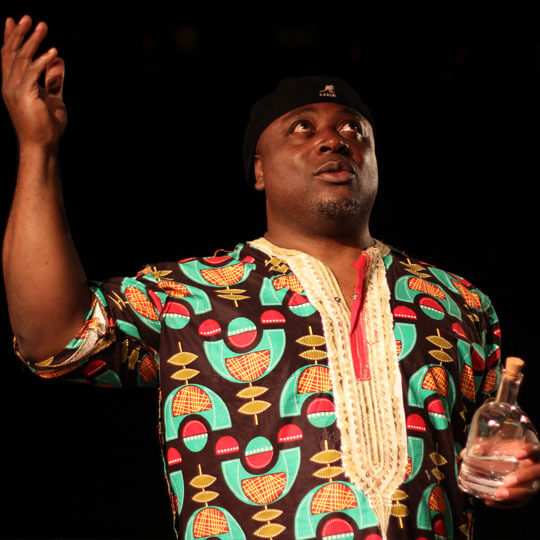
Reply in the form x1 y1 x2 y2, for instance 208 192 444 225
314 160 355 182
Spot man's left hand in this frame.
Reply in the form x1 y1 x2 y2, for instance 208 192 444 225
486 442 540 508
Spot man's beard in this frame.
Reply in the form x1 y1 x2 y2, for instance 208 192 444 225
314 196 367 221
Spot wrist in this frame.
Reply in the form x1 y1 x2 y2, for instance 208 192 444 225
18 141 60 158
17 143 61 186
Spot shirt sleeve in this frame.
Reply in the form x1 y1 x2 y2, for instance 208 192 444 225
13 266 165 389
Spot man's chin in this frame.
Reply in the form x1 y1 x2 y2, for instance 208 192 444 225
315 197 367 220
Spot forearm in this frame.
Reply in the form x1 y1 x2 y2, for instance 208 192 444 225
3 145 91 361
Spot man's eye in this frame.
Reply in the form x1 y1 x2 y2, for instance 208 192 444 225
340 121 363 135
291 120 313 133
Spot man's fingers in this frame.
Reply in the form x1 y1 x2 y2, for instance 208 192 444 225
494 484 537 502
44 57 64 97
504 463 540 487
2 15 34 83
506 442 540 460
16 21 48 65
3 15 32 54
484 497 528 509
18 47 58 93
3 17 16 44
2 17 19 81
9 20 49 83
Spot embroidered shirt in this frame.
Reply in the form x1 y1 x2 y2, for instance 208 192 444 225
15 239 501 539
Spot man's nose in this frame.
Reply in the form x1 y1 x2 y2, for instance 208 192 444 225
316 130 351 155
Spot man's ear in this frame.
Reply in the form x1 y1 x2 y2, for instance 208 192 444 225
253 154 265 191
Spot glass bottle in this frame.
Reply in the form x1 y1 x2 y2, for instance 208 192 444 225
458 356 538 499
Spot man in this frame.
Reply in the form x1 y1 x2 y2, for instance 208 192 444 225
3 15 540 539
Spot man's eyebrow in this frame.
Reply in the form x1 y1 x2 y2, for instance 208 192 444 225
280 106 317 123
339 106 366 120
280 105 366 123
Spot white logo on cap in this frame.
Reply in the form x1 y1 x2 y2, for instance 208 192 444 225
319 84 337 98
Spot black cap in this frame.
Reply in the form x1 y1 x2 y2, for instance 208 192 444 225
242 76 375 184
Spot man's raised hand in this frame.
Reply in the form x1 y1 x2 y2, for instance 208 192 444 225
1 15 66 149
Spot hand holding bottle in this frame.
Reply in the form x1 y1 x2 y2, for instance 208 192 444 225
484 441 540 507
458 357 540 507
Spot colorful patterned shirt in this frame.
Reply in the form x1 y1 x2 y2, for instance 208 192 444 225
16 238 501 539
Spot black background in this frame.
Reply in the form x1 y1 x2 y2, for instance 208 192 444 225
1 3 539 539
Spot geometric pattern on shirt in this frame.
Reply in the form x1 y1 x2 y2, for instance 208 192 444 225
22 238 503 540
273 274 304 294
311 482 357 514
241 472 287 504
429 485 447 514
460 364 476 401
225 350 271 382
172 385 212 416
125 286 159 320
200 263 245 286
297 365 332 393
452 279 481 309
408 278 446 300
193 507 229 536
422 366 449 398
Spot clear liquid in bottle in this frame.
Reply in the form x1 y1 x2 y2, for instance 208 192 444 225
458 356 538 500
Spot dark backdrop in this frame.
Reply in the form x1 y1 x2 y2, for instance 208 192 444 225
1 4 539 539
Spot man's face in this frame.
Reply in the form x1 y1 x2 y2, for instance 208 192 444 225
253 102 378 238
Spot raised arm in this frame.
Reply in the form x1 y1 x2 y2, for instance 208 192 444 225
2 15 91 361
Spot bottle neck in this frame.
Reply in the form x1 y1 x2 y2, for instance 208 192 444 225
494 369 523 404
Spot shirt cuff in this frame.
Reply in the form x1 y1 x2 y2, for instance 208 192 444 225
13 292 116 378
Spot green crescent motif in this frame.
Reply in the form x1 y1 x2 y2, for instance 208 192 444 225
120 277 162 333
456 339 485 395
203 328 286 384
259 275 317 317
184 506 246 540
173 283 212 314
260 276 289 306
294 481 378 539
407 365 456 430
178 259 256 288
429 267 492 313
280 364 333 417
221 447 301 506
169 470 184 518
416 483 453 539
404 435 424 484
163 384 232 442
393 322 417 362
138 269 212 315
428 268 461 294
394 276 462 321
